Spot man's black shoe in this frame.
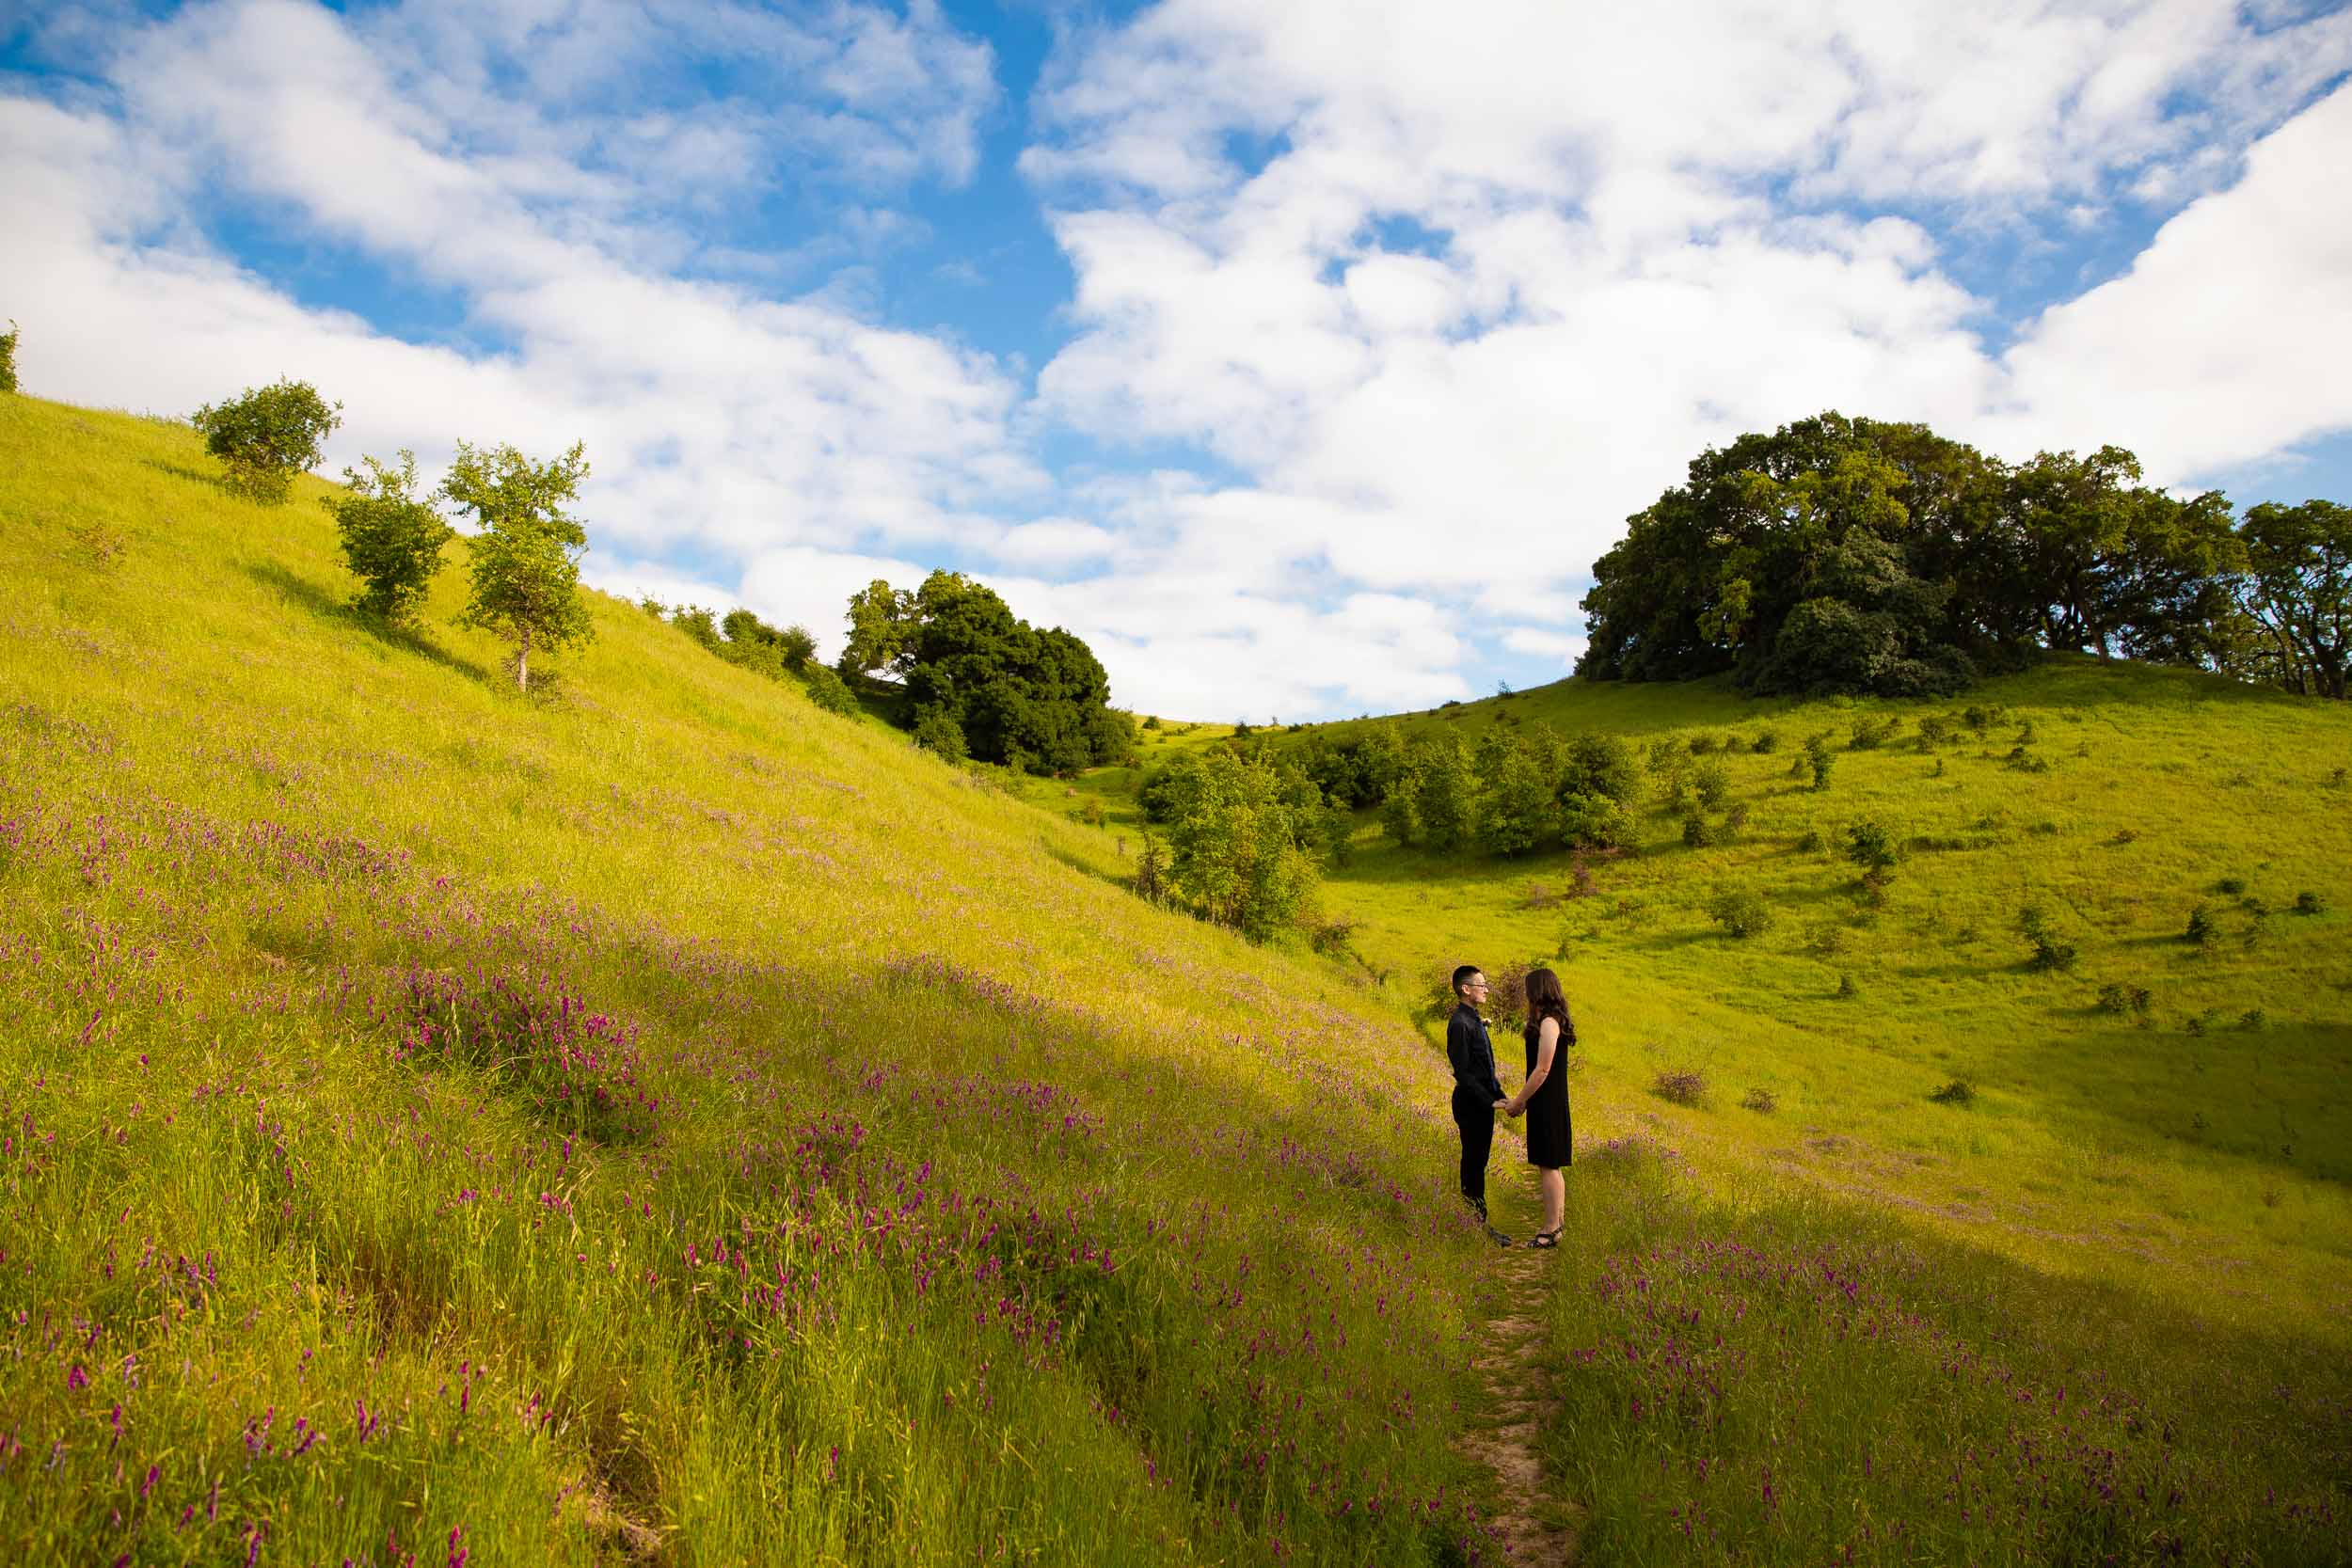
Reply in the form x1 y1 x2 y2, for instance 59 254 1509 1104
1484 1224 1515 1247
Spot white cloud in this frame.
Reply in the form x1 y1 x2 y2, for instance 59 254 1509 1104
1993 83 2352 484
1022 0 2352 707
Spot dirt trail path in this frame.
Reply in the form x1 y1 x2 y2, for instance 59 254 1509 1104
1456 1243 1581 1566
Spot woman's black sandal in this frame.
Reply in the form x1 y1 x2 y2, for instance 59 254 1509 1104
1527 1228 1561 1250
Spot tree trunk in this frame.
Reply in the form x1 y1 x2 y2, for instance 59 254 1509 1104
517 625 532 692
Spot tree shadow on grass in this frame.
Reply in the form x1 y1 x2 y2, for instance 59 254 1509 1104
243 561 489 683
1039 834 1141 896
142 457 230 494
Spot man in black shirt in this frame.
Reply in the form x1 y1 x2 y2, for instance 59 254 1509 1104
1445 964 1515 1245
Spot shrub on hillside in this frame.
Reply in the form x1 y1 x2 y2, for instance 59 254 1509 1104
1161 750 1322 941
1558 792 1630 849
2216 877 2247 896
1409 737 1475 853
1849 715 1899 750
1708 887 1773 939
1928 1079 1976 1106
1917 713 1952 746
1844 821 1898 882
1796 828 1825 852
670 605 723 651
1681 813 1717 848
323 451 452 623
912 707 968 760
2295 890 2328 915
192 377 342 503
799 662 859 716
1652 1069 1708 1106
1751 727 1781 753
1804 733 1836 790
1476 736 1558 857
2017 903 2079 972
1560 733 1641 806
0 318 17 393
2185 903 2218 949
1740 1086 1778 1114
1693 759 1731 810
2096 981 2153 1016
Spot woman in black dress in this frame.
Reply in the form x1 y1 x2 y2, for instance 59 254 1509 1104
1502 966 1573 1248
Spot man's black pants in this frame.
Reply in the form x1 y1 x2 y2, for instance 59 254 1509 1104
1451 1085 1494 1217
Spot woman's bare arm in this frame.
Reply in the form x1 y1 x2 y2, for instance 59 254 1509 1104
1503 1017 1559 1115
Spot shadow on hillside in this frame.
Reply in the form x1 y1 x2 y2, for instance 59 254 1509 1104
142 457 230 494
1039 834 1138 895
243 561 489 683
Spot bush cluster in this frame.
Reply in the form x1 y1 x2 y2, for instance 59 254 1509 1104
192 378 343 503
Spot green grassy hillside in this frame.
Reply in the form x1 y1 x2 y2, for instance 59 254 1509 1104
1064 659 2352 1338
6 393 2349 1566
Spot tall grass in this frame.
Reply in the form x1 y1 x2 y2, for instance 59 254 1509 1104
0 396 1499 1564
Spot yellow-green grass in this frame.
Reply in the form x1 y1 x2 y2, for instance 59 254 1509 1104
1219 662 2352 1350
0 396 1501 1564
6 392 2349 1565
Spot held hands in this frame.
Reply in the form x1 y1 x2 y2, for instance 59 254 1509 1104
1496 1098 1524 1118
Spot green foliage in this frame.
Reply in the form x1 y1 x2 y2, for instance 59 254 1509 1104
1681 812 1718 848
1848 715 1899 750
2097 981 2154 1016
1751 727 1781 753
1740 1086 1778 1113
1141 714 1162 731
1557 791 1631 849
2232 500 2352 700
799 661 860 716
322 450 452 622
191 377 342 503
1929 1078 1977 1105
1575 407 2324 700
2185 902 2219 949
912 707 969 761
1562 732 1642 804
1288 721 1408 808
1843 820 1898 877
2017 902 2079 972
2295 890 2328 916
1408 736 1474 854
1804 733 1836 791
1708 886 1773 939
0 318 17 393
839 570 1130 773
1692 758 1731 809
441 438 594 692
669 604 723 651
1159 750 1322 940
1476 735 1557 857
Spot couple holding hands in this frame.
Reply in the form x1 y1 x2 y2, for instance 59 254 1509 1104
1445 964 1574 1249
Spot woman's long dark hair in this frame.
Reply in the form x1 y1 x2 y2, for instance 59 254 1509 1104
1524 967 1571 1035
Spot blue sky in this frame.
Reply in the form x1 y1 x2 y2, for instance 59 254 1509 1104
4 1 2349 718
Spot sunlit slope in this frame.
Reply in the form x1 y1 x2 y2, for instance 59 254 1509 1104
0 396 1493 1565
1277 656 2352 1337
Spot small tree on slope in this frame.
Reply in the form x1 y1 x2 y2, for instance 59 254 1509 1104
324 451 453 623
441 439 594 692
191 378 342 503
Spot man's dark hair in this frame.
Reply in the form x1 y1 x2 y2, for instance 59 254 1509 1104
1452 964 1484 994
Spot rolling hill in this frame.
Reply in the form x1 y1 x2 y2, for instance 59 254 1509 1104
5 391 2348 1565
